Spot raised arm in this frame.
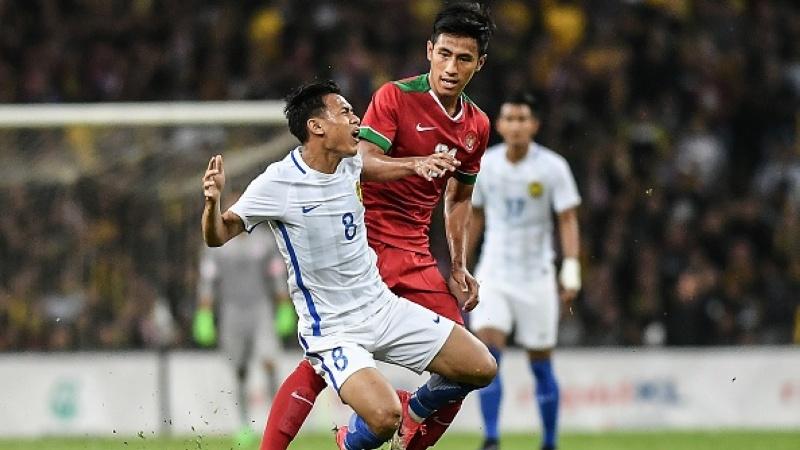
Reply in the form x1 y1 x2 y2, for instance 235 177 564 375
202 155 245 247
444 178 480 311
358 140 460 182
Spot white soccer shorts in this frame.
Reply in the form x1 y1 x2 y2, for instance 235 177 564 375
469 271 559 350
298 297 455 393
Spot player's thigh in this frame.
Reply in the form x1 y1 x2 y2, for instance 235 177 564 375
374 298 455 375
338 367 401 437
468 281 513 338
299 337 376 395
511 278 559 350
425 324 497 387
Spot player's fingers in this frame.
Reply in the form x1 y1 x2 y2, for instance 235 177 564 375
207 157 215 171
216 155 223 172
437 153 461 166
431 159 456 172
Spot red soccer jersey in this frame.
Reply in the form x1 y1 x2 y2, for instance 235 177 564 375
358 73 490 253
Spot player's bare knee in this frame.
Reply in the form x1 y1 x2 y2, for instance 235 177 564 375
365 405 401 438
473 350 498 387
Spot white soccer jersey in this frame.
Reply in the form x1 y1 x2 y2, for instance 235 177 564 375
473 142 581 288
229 147 396 337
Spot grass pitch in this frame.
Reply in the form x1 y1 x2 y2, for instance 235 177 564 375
1 431 798 450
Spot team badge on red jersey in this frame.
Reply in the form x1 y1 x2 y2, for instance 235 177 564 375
464 131 478 153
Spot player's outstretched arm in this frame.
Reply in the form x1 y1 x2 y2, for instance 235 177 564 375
444 178 480 311
202 155 245 247
359 140 460 182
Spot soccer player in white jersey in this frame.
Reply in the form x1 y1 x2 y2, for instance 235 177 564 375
201 80 496 450
467 93 581 450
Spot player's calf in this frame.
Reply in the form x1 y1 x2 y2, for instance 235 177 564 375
405 325 497 424
392 327 497 449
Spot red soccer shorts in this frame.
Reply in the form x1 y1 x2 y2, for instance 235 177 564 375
371 241 464 325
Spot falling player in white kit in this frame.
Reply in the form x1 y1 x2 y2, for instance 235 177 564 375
201 81 496 450
467 93 581 450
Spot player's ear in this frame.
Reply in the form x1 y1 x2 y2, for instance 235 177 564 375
475 54 487 72
530 115 541 136
426 40 434 62
307 117 325 138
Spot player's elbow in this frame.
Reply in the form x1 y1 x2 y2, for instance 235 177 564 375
203 234 225 247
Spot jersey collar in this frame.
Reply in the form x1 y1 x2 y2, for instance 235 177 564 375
425 73 465 122
291 146 345 177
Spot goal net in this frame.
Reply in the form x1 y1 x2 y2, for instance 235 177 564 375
0 101 292 351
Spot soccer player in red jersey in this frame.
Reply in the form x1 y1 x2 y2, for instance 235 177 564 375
259 3 494 450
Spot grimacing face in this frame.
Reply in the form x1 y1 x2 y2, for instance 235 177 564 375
315 94 361 156
496 103 539 148
426 33 486 100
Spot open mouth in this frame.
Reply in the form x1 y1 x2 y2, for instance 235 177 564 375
441 78 458 89
351 128 360 143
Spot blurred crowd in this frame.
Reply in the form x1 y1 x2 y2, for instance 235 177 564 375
1 0 799 350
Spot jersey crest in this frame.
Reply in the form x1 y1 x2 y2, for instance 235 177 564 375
464 130 478 153
528 181 544 198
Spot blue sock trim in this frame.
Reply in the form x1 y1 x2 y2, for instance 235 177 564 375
480 347 503 440
409 374 477 420
531 359 559 449
344 414 385 450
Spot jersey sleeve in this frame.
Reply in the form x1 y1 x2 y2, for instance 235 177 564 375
454 114 490 185
228 168 287 232
358 83 400 153
551 156 582 213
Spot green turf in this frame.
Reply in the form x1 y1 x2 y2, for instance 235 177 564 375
1 431 798 450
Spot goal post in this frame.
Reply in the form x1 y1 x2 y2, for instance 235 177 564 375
0 101 285 127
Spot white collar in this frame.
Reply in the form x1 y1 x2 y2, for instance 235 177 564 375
426 74 465 122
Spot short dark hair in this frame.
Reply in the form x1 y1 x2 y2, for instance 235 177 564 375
284 80 342 143
502 91 541 117
432 2 495 55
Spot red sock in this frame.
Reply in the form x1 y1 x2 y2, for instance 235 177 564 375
406 400 462 450
259 359 327 450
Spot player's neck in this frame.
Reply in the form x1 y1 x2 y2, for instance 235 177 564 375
505 143 529 163
300 145 342 174
431 89 462 117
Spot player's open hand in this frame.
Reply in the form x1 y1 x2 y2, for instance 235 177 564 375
448 267 480 311
414 153 460 181
203 155 226 204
